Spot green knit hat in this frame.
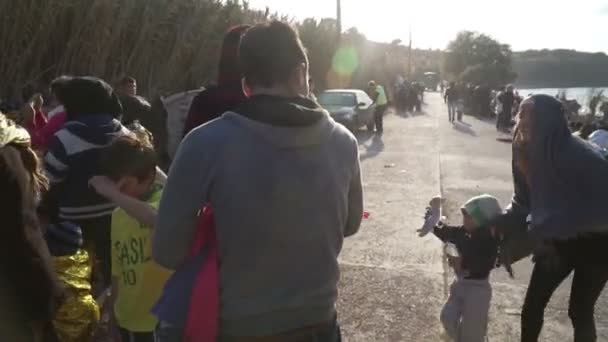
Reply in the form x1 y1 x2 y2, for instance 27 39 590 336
462 194 503 228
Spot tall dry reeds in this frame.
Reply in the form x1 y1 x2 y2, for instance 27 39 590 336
0 0 439 104
0 0 271 99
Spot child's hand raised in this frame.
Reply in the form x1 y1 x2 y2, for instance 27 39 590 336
429 196 441 209
417 196 442 237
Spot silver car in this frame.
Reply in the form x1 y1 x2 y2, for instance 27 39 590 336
318 89 376 131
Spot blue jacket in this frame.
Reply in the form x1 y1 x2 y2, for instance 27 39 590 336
44 114 129 220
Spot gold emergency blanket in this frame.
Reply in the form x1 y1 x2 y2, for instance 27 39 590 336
52 249 100 342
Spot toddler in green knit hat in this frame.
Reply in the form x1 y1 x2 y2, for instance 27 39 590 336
419 194 502 342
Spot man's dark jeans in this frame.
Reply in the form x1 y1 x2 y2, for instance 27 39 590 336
374 104 387 133
496 107 512 131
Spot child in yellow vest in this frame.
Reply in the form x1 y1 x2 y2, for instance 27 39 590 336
90 136 171 342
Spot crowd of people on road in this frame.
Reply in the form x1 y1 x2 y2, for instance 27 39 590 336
1 21 361 342
442 82 523 132
393 80 425 114
2 18 608 342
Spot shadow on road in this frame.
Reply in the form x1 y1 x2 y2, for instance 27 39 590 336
473 115 498 124
452 121 478 137
355 130 374 145
359 134 385 161
395 108 429 118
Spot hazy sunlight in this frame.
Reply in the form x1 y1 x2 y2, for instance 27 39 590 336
247 0 608 52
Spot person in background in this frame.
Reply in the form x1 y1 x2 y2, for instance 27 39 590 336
395 81 409 113
89 136 171 342
45 222 99 342
368 80 388 134
419 195 501 342
119 77 137 98
25 76 71 152
154 21 363 341
497 85 515 132
445 82 459 123
149 29 250 336
22 93 47 139
464 83 475 115
183 25 250 136
43 76 130 295
473 85 482 117
117 77 153 126
0 113 64 341
154 25 251 342
477 85 491 118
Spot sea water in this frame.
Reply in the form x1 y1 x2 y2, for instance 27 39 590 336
518 87 608 108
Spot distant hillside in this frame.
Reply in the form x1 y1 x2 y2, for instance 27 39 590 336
513 49 608 88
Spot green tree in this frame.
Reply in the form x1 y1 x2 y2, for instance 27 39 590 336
443 31 516 87
297 18 340 91
513 50 608 88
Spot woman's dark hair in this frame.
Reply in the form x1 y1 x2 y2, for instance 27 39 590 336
239 21 308 88
100 135 157 182
529 95 570 142
60 76 123 120
218 25 250 85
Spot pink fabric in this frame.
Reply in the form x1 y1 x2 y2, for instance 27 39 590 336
184 206 219 342
33 109 47 126
27 111 66 150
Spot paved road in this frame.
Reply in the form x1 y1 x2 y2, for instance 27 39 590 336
338 92 608 341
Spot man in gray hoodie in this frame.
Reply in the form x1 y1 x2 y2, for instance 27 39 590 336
154 21 363 341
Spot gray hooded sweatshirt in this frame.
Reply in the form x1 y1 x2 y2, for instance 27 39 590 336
154 96 363 336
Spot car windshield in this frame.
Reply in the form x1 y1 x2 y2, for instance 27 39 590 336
318 92 357 107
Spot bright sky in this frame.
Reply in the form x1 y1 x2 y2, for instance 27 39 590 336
247 0 608 53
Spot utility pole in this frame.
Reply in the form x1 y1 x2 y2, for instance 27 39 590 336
336 0 342 43
408 25 412 78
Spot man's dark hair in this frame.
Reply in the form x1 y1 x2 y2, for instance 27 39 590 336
239 21 308 88
100 136 157 182
121 76 136 86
